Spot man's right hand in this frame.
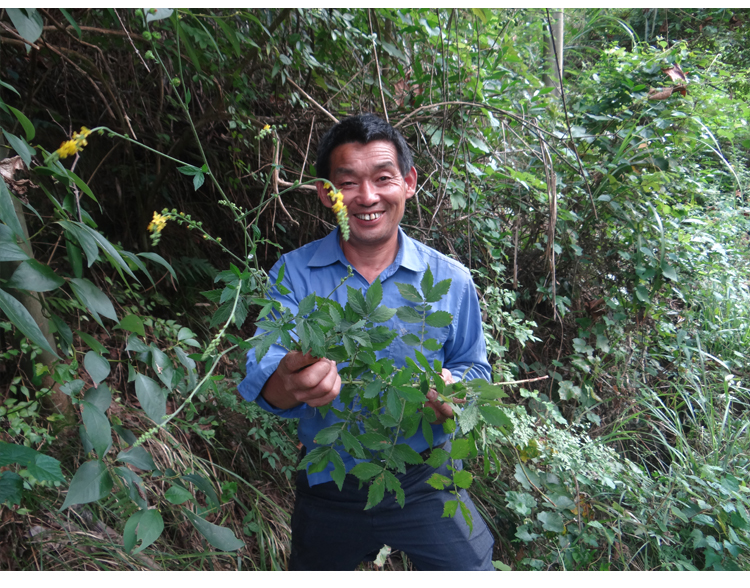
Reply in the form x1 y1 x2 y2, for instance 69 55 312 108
260 351 341 410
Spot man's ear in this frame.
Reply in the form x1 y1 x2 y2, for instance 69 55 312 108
404 166 417 200
316 181 332 208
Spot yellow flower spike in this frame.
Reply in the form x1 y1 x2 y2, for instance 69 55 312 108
263 124 271 131
147 212 168 234
55 127 94 160
325 184 349 240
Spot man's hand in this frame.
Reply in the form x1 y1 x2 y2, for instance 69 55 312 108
424 368 458 425
260 351 341 410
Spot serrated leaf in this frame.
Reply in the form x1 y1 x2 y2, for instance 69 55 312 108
135 373 166 424
165 484 194 505
458 402 480 433
329 450 346 491
479 405 512 429
383 470 405 508
60 460 112 511
365 474 386 510
6 259 64 292
425 279 451 303
339 430 366 459
425 311 452 328
401 333 421 347
396 385 426 404
450 438 470 460
425 447 450 469
183 508 244 551
420 266 434 301
396 283 423 303
365 278 383 313
427 472 452 491
0 288 59 358
314 425 342 445
423 338 441 351
442 500 459 519
396 306 422 323
369 305 397 323
84 351 110 387
358 432 391 451
117 314 145 336
453 469 473 489
391 444 423 465
350 461 383 481
346 286 367 317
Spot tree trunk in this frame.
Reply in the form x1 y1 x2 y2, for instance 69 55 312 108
543 9 565 97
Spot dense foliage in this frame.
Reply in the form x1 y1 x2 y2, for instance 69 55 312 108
1 8 749 570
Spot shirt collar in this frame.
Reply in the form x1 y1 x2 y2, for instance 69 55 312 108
307 226 426 274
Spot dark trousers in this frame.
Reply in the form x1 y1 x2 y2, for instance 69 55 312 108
289 457 495 571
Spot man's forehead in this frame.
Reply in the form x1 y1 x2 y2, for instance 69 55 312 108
330 140 400 172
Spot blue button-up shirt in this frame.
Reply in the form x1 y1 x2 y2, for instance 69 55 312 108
238 227 491 485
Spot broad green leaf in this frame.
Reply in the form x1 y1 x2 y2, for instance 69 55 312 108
135 373 166 424
115 466 147 509
400 333 421 347
78 224 135 279
116 446 157 471
138 252 177 281
423 338 441 351
0 288 59 358
84 351 110 387
425 311 452 328
60 460 113 511
150 346 174 390
0 441 38 466
346 286 367 317
506 491 537 517
425 447 450 469
112 425 138 447
314 424 341 445
70 278 118 325
329 450 346 491
450 438 470 460
6 8 43 44
453 469 473 489
182 473 219 509
0 179 25 239
661 261 678 282
420 265 434 301
391 444 423 465
3 130 35 167
350 461 383 481
365 474 386 510
81 401 112 458
396 385 426 404
182 508 245 551
479 405 512 429
165 484 194 505
427 472 451 490
538 511 564 533
125 336 149 353
8 105 35 141
396 306 422 323
458 402 480 433
442 500 459 518
396 283 423 303
0 241 29 262
123 510 143 553
28 453 64 483
83 383 112 413
132 508 164 554
76 330 109 355
60 379 85 397
0 471 23 506
365 279 383 313
368 305 396 323
339 430 365 459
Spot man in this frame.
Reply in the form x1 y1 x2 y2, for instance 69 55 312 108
239 114 494 570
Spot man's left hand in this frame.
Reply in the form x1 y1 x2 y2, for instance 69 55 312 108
424 368 459 425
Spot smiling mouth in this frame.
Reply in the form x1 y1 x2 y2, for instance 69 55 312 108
354 212 382 221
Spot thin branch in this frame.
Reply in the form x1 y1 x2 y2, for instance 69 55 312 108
287 78 338 124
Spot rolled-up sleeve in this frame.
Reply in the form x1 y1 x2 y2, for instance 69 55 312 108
442 277 491 383
237 258 315 419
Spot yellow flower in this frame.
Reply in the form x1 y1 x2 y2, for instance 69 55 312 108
332 200 344 214
55 126 93 159
325 183 349 240
147 212 168 234
263 124 271 131
56 140 78 159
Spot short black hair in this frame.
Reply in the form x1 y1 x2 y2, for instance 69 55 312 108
315 114 414 181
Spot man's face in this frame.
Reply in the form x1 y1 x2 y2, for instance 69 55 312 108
317 140 417 252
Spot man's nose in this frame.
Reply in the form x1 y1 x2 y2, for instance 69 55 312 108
356 181 379 206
